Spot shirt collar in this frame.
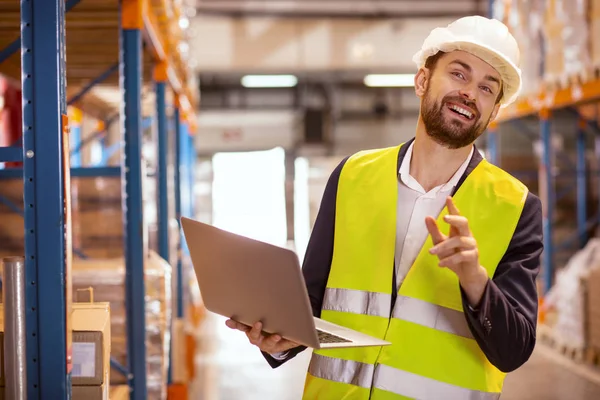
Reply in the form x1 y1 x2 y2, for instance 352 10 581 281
398 141 474 195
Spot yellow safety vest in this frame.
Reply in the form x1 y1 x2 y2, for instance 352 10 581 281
302 143 528 400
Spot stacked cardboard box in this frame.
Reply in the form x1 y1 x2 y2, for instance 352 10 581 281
586 266 600 352
70 301 111 400
70 176 124 259
493 0 593 96
495 0 545 96
0 176 126 259
0 171 172 261
71 251 172 400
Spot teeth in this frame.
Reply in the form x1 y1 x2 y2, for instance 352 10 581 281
450 104 473 119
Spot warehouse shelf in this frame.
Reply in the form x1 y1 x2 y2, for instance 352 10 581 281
496 76 600 123
0 0 198 398
486 0 600 298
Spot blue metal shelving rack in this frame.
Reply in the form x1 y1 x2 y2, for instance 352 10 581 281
0 0 72 397
0 0 198 398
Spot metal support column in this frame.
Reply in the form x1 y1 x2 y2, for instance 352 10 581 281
182 122 194 314
120 1 147 398
577 118 587 247
156 64 170 263
487 125 499 165
181 122 193 222
174 107 184 319
21 0 71 398
285 150 296 243
540 110 554 293
69 108 83 168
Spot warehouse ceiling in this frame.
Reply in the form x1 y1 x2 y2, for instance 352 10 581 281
194 0 489 19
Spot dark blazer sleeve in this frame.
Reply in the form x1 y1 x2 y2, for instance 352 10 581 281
461 191 544 372
261 157 349 368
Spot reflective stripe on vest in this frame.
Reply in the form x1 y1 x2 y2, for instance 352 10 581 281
392 295 473 340
322 288 391 318
322 288 472 340
309 354 374 389
309 355 501 400
373 363 501 400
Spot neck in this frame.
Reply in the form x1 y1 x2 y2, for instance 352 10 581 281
410 119 473 192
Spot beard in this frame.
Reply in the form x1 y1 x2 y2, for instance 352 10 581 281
421 88 491 149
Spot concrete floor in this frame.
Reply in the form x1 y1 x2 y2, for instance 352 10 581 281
190 312 600 400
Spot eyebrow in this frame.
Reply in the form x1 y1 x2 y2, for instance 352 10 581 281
449 60 501 88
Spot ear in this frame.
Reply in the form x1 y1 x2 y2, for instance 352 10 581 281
414 68 429 97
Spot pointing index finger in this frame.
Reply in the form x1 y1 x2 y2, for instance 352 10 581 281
425 216 446 245
446 196 461 215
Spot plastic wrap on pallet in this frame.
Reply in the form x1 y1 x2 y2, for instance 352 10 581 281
544 238 600 349
539 0 591 86
0 173 160 260
556 0 590 81
71 251 172 400
493 0 545 97
0 176 122 259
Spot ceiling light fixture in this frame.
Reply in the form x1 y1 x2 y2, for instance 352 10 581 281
364 74 415 87
241 75 298 88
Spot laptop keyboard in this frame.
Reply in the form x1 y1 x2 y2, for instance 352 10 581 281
317 329 352 344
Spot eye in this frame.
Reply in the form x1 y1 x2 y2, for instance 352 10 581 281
451 71 465 80
480 86 493 94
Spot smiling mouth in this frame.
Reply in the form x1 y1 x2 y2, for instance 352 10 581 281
446 103 475 121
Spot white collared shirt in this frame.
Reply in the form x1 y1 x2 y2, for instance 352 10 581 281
394 142 474 289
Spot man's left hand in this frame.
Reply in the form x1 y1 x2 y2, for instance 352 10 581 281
425 196 489 307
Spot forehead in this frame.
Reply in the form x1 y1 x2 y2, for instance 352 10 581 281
438 50 501 80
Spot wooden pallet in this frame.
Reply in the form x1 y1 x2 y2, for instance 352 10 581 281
537 324 586 363
585 346 600 368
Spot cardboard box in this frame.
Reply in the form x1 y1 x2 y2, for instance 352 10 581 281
109 385 130 400
71 301 111 386
71 371 109 400
72 385 107 400
587 267 600 349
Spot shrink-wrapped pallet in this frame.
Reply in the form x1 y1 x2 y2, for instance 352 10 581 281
70 176 124 259
544 238 600 350
71 251 172 400
0 171 159 260
555 0 590 81
493 0 545 96
0 176 126 259
540 0 590 86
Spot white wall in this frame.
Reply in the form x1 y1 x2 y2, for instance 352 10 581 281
196 110 301 154
333 117 418 156
188 16 455 73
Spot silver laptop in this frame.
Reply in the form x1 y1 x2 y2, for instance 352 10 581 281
181 217 391 349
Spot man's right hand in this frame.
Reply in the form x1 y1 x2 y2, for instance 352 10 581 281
225 319 301 355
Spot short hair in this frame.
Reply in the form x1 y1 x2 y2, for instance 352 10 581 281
424 51 504 104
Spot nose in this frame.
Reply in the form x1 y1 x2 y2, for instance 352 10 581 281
458 87 476 103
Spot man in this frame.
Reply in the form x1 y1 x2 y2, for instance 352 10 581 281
226 15 543 399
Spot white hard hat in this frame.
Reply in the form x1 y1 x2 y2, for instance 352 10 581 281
412 15 522 107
